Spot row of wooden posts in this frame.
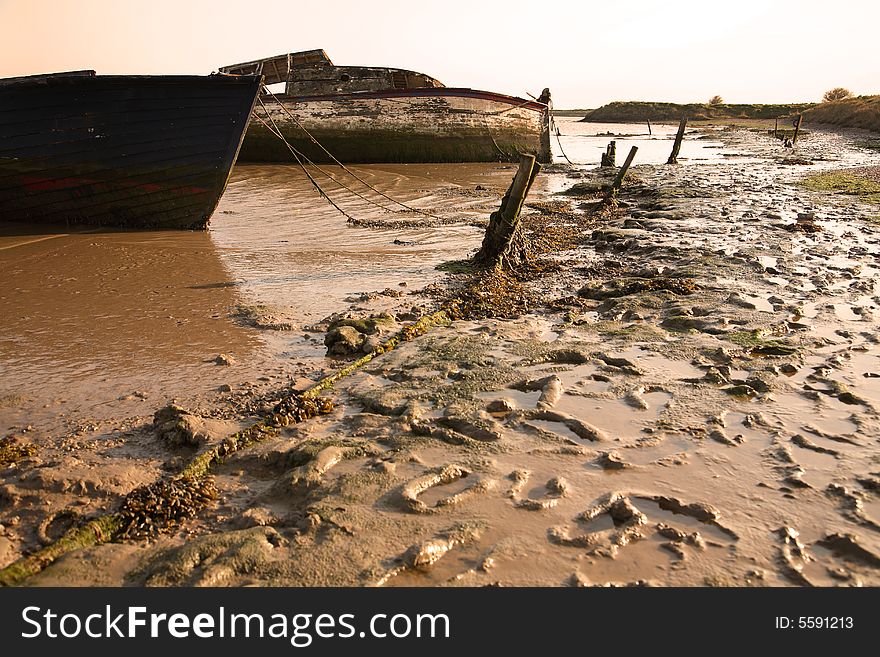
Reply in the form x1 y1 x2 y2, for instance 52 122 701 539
600 115 689 171
606 110 804 170
482 110 805 268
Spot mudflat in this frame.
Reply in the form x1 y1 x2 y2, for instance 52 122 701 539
1 124 879 586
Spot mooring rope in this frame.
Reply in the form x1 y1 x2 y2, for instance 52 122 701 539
551 116 575 165
252 105 359 222
0 307 456 587
253 106 416 217
253 103 444 243
481 114 514 160
260 88 444 220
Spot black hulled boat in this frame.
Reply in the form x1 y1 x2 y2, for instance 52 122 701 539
0 71 262 230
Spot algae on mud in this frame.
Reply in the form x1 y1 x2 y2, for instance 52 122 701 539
800 169 880 205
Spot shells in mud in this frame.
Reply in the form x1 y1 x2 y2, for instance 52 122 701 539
0 436 38 467
269 394 334 427
119 476 219 540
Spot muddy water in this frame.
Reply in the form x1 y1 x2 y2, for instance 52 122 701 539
0 226 263 429
213 163 525 321
0 164 519 433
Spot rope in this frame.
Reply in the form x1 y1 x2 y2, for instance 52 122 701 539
254 101 416 217
252 106 358 222
550 116 575 165
482 113 514 160
260 88 443 220
252 103 450 243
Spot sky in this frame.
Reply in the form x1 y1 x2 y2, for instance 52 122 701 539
1 0 877 108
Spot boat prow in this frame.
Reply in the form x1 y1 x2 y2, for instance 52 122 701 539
0 71 263 230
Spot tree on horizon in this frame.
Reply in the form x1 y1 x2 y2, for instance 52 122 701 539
822 87 853 103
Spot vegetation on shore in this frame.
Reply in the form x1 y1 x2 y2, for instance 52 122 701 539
556 89 879 134
800 170 880 205
580 101 815 123
802 95 880 133
551 109 593 117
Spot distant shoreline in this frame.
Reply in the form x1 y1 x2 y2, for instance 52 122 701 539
555 101 815 123
553 97 880 135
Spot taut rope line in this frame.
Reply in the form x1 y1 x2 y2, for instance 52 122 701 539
261 88 444 220
253 103 417 218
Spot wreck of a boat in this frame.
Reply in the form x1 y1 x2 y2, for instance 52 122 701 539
0 71 262 229
220 49 551 164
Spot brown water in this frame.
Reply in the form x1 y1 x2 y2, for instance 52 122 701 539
0 164 519 432
213 163 527 320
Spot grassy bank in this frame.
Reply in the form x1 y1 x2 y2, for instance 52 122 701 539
802 96 880 133
582 101 815 123
800 169 880 205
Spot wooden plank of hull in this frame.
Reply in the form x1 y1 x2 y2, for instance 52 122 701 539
0 74 261 229
240 89 551 164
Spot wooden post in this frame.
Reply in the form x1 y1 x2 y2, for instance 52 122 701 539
647 119 652 136
792 114 803 145
609 146 638 196
601 140 616 167
667 117 687 164
774 118 778 139
474 154 539 267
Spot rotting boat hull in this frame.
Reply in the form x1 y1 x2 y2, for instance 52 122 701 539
0 72 262 230
242 87 551 164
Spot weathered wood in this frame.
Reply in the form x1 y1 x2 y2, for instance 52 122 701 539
0 74 262 229
774 118 778 139
286 66 442 95
474 154 539 268
666 117 687 164
244 90 550 164
647 119 652 136
792 114 803 145
601 140 616 167
610 146 638 195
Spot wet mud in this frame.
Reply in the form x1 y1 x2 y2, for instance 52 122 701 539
1 125 880 587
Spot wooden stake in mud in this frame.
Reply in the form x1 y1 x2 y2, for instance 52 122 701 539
647 119 652 136
609 145 638 196
601 140 616 167
774 118 778 139
667 117 688 164
792 114 803 145
474 154 540 268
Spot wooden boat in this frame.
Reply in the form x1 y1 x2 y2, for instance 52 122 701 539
220 50 551 164
0 71 262 230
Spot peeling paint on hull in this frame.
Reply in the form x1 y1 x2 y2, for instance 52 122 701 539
243 88 551 164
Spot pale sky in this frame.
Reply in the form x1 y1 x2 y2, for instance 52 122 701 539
1 0 877 108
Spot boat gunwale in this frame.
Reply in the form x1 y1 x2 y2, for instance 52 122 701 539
0 73 264 89
274 87 548 112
